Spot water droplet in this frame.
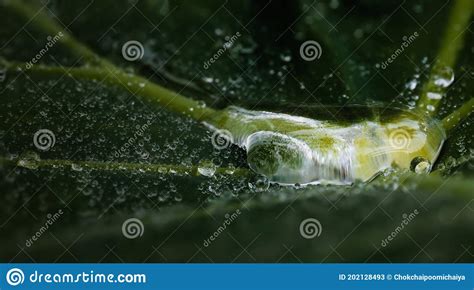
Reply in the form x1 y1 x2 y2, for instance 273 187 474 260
254 177 270 192
406 79 418 90
445 156 457 169
280 53 292 62
225 163 236 175
329 0 340 9
353 29 363 39
197 160 217 177
71 163 83 171
433 66 454 88
427 92 442 100
174 193 183 202
17 151 40 169
202 77 214 83
410 157 431 174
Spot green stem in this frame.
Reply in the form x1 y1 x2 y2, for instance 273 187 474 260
3 61 217 122
441 98 474 132
4 0 115 68
3 0 218 122
0 156 250 177
417 0 474 115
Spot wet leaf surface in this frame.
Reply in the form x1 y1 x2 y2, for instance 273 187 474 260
0 0 472 262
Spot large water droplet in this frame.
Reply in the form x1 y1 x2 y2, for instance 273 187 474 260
197 160 217 177
410 157 431 174
433 66 454 88
17 151 41 169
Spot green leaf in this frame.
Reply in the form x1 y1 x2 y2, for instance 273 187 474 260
0 0 472 262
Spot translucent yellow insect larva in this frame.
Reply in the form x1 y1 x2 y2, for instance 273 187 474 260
208 106 446 185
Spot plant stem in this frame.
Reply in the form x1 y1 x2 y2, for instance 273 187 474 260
417 0 474 115
0 156 250 177
3 0 219 122
441 98 474 132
